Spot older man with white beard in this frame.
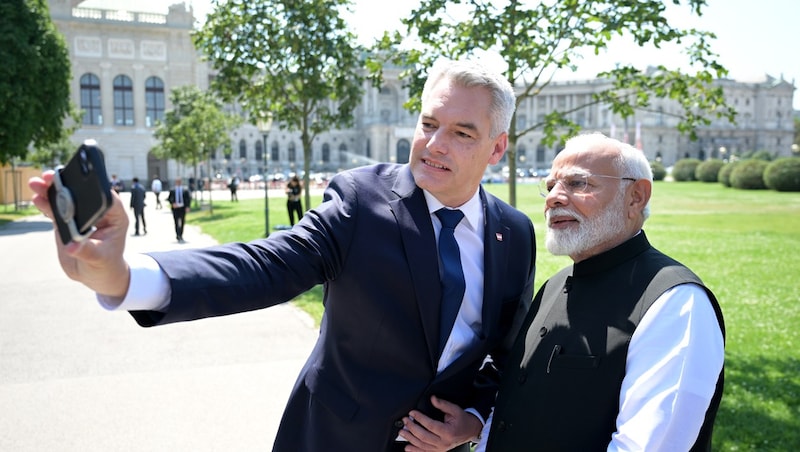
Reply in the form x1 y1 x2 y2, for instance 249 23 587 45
476 132 726 452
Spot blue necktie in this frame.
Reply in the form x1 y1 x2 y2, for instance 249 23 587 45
435 208 465 355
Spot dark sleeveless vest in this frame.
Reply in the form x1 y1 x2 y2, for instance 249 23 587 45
486 232 725 451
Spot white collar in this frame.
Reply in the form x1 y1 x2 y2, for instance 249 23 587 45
423 188 482 231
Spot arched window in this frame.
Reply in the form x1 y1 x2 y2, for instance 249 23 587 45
396 139 410 163
322 143 330 163
145 76 165 127
536 144 546 165
339 143 348 167
80 73 102 125
239 139 247 160
255 140 263 161
113 75 134 126
271 141 279 162
288 142 296 162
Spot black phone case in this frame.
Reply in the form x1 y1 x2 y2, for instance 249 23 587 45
48 140 113 244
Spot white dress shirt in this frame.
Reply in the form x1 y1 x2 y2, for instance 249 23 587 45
474 283 724 451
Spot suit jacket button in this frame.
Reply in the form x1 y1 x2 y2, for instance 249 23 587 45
497 421 507 432
394 419 404 429
517 371 527 384
539 327 548 337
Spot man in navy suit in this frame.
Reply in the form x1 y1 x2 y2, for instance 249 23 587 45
167 177 191 243
129 177 147 236
29 58 536 452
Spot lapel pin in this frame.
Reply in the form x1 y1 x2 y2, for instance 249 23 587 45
496 232 503 242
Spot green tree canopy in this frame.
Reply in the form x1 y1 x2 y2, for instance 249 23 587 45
193 0 365 210
0 0 73 165
152 85 241 177
370 0 736 206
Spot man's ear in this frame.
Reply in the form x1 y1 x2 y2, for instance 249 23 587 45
488 132 509 165
628 178 652 217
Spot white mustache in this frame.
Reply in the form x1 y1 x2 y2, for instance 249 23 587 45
546 208 582 224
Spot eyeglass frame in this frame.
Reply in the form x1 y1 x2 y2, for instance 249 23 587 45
538 173 637 197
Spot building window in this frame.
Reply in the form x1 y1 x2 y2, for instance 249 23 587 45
536 144 546 165
271 141 279 162
396 139 410 164
339 143 348 167
288 142 296 162
516 114 526 130
80 73 102 125
255 140 263 161
145 76 165 127
239 139 247 159
113 75 134 126
322 143 330 163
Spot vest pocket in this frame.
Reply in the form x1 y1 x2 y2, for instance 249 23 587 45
546 344 600 373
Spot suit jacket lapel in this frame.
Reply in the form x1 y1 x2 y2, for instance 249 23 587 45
389 167 442 367
480 188 511 337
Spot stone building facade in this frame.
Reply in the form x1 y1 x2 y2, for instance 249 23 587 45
49 1 796 187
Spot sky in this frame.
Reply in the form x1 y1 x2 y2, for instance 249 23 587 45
80 0 800 109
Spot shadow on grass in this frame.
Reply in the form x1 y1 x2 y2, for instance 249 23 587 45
714 354 800 451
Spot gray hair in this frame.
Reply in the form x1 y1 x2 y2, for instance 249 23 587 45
422 58 516 139
564 132 653 220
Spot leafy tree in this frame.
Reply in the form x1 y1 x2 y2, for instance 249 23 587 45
28 135 76 169
152 85 241 210
193 0 364 211
370 0 735 206
0 0 73 165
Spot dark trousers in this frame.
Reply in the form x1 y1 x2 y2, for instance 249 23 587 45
287 200 303 225
153 192 162 209
133 207 146 234
172 207 186 239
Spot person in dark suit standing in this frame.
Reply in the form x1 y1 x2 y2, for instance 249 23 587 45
129 177 147 236
167 177 191 243
28 58 536 452
285 175 303 225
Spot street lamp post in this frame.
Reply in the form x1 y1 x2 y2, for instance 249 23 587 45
257 114 273 237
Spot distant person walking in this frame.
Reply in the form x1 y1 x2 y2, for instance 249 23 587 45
151 176 163 209
168 178 191 243
285 175 303 226
129 177 147 236
228 176 240 202
111 174 124 193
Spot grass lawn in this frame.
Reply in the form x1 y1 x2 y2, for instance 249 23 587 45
189 181 800 451
0 204 38 227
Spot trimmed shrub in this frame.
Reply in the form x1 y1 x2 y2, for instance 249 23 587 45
750 150 774 161
730 159 769 190
695 159 725 182
764 157 800 192
650 161 666 181
672 158 702 181
718 161 739 187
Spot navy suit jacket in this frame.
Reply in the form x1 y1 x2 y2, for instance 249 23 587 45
167 186 190 210
132 164 536 451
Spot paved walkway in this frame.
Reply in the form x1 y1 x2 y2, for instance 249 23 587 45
0 191 318 451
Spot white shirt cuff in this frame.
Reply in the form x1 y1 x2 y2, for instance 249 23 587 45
96 253 171 312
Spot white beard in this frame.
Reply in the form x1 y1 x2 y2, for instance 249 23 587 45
545 190 627 258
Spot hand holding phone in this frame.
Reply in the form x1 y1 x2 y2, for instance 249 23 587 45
48 140 113 244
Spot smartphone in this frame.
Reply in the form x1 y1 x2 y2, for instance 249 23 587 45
48 140 113 244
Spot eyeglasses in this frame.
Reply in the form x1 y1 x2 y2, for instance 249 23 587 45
539 173 636 197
